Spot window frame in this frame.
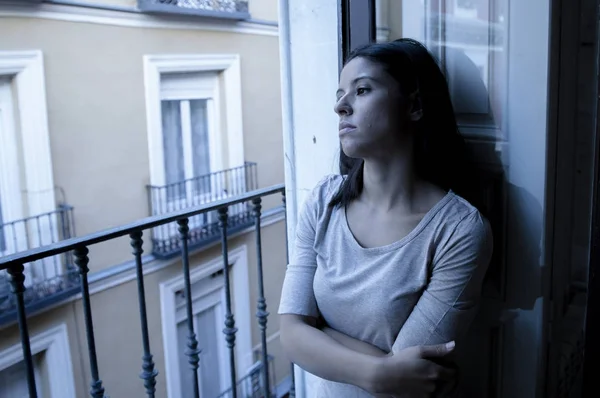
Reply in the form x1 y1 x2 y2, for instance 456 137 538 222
0 51 57 281
159 245 253 398
159 72 220 205
143 54 246 189
0 324 76 398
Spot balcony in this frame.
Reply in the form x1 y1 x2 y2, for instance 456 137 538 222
137 0 250 20
218 355 278 398
147 162 258 258
0 184 293 398
0 205 78 326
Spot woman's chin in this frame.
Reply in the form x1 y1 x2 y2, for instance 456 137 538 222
341 143 367 159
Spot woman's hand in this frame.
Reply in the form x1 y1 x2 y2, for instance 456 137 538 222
366 341 457 397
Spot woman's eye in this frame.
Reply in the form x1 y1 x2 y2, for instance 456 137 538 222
357 87 369 95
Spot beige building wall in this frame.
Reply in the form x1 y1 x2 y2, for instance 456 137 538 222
387 0 403 41
0 16 283 272
0 3 288 396
0 220 289 398
375 0 403 42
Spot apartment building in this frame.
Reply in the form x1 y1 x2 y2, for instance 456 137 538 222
0 1 290 397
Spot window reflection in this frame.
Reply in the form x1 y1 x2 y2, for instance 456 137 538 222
383 0 508 137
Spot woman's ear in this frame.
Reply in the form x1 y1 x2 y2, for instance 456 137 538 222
410 109 423 121
408 89 423 121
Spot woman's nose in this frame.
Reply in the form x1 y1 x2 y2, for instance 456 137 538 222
334 98 352 116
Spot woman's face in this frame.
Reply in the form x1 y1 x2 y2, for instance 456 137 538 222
334 56 409 159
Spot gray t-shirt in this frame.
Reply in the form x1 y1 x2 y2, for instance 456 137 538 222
278 174 493 397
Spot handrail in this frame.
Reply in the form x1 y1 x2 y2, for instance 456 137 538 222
146 162 256 190
0 183 285 269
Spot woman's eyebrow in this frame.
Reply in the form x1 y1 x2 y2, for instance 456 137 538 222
336 75 379 96
352 75 377 84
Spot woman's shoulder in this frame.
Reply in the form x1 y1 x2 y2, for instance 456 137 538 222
443 191 493 246
305 174 345 208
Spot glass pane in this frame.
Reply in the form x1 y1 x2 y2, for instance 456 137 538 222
372 0 559 397
0 192 5 253
196 305 222 398
161 100 185 200
379 0 507 139
177 320 195 398
177 305 222 398
0 107 5 253
0 354 42 398
189 99 212 196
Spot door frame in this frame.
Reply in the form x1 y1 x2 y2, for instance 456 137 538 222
542 0 596 396
582 5 600 393
343 1 560 397
159 245 253 398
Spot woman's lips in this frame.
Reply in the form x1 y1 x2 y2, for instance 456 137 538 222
339 122 356 136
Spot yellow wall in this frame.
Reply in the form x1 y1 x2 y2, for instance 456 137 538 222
0 17 284 271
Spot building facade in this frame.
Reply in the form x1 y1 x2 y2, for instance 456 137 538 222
0 1 290 397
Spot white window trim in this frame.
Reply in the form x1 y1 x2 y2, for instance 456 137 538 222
0 78 24 255
0 51 56 219
160 245 253 398
143 54 245 188
0 323 76 398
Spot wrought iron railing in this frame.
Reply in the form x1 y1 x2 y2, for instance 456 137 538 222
0 184 295 398
218 355 276 398
147 162 258 258
0 205 77 326
137 0 250 19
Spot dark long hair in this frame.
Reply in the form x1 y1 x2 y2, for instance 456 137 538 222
329 38 477 210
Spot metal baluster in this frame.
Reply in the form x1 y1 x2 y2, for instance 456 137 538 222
11 222 18 252
282 192 295 398
178 218 201 398
48 212 60 279
7 264 38 398
73 246 105 398
34 216 44 285
130 231 158 397
218 207 238 398
253 163 258 189
166 186 172 253
36 215 43 248
59 209 69 274
252 198 271 397
160 187 166 253
65 209 75 273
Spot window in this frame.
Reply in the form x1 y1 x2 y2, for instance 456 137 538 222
175 273 228 398
0 194 4 253
144 55 248 246
160 72 217 204
0 353 44 398
160 246 253 398
0 76 23 256
143 54 245 189
0 51 56 225
0 51 65 298
0 324 76 398
161 99 211 198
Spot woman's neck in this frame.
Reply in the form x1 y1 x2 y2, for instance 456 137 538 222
361 155 418 213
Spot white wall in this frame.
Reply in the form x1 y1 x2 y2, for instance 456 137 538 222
278 0 340 396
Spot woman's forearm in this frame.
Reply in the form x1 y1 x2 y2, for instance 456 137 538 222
280 316 380 391
321 327 389 357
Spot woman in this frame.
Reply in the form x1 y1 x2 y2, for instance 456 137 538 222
278 38 493 397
